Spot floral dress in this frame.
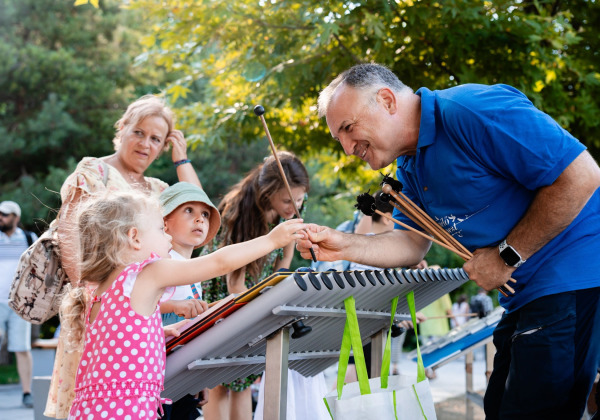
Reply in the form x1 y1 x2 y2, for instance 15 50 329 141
201 226 284 392
45 157 167 419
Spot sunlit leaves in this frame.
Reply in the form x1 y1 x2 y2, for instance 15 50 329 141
127 0 600 176
532 80 545 92
167 84 191 102
74 0 99 7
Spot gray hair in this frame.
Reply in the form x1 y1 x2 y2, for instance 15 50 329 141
317 63 412 117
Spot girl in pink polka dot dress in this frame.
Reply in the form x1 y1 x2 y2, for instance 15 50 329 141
60 192 307 420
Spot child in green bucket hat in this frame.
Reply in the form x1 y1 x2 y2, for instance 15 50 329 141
159 181 222 417
159 181 221 326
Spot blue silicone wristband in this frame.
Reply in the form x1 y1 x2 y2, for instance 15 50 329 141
174 159 191 167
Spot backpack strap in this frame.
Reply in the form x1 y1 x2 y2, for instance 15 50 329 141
100 159 109 186
24 230 34 247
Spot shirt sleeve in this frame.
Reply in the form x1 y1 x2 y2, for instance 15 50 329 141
439 84 584 190
60 157 109 204
392 162 427 232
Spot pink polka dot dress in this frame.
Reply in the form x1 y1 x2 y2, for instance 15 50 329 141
69 254 174 420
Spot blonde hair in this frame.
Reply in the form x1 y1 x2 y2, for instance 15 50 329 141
112 94 175 152
60 191 160 350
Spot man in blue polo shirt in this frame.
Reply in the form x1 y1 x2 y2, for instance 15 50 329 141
297 63 600 419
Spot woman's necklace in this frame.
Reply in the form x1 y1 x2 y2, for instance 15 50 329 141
106 155 151 193
126 171 151 193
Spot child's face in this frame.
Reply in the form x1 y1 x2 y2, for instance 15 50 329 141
269 186 306 220
164 202 212 249
138 206 172 259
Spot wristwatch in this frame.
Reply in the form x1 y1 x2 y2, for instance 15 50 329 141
498 240 526 268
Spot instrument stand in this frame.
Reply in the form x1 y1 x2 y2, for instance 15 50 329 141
264 327 290 420
465 341 495 420
164 267 469 412
370 329 387 378
261 326 390 420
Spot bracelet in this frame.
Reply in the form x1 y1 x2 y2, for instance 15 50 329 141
173 159 191 167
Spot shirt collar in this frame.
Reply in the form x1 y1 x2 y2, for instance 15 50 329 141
0 227 23 240
415 87 436 149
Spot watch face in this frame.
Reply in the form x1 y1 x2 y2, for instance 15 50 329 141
500 246 521 266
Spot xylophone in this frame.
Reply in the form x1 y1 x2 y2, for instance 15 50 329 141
164 267 469 417
411 305 504 369
409 305 505 416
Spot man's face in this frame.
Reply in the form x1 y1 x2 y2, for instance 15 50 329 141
0 212 18 233
325 84 416 170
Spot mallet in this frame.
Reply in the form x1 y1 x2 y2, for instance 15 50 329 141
254 104 317 262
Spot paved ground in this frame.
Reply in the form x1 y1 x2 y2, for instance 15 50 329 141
2 352 595 419
0 383 36 420
0 354 490 420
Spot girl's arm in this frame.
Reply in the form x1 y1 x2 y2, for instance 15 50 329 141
274 241 295 271
151 219 307 289
225 268 247 295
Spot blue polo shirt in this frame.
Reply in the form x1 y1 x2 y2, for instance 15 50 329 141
394 84 600 312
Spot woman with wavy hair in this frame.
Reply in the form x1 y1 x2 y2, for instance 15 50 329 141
202 151 310 420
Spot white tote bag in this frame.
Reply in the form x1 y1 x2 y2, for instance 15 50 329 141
324 292 437 420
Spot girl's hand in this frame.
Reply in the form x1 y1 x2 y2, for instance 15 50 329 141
163 317 196 338
168 129 189 162
268 219 307 249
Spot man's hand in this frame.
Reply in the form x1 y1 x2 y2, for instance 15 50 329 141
463 246 515 291
296 224 346 262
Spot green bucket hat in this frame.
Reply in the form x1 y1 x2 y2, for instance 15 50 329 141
159 182 221 248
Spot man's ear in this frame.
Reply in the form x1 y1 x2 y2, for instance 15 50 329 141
382 213 395 228
128 227 142 250
377 87 397 114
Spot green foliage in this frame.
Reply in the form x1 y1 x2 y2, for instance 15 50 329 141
424 243 464 269
130 0 600 175
0 360 19 385
0 0 156 232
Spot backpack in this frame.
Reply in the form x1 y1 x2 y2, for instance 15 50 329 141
8 160 109 324
310 211 361 272
9 220 68 324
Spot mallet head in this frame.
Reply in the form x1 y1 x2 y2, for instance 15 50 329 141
253 105 265 116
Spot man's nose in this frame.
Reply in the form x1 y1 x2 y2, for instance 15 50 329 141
339 135 354 156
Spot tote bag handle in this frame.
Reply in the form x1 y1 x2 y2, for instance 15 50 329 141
336 296 371 398
335 290 426 399
407 290 427 383
380 290 426 387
